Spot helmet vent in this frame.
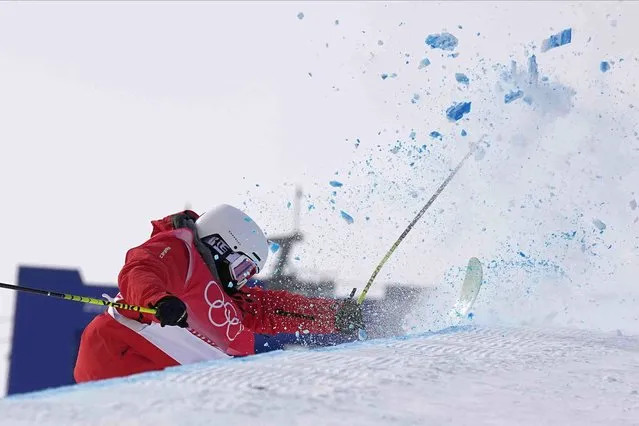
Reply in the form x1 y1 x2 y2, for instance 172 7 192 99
253 252 262 262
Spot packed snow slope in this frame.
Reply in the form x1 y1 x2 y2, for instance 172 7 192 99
1 325 637 426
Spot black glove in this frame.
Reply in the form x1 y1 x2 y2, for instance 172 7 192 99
335 299 364 334
153 296 189 328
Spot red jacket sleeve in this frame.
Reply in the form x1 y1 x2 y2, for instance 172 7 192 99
117 236 190 323
234 287 341 335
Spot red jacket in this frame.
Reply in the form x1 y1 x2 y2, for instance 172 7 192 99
74 211 341 383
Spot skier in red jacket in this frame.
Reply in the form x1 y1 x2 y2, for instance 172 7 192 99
74 205 364 383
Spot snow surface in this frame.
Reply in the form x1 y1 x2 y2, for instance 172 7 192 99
0 325 637 425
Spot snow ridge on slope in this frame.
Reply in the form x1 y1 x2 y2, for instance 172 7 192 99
1 326 637 426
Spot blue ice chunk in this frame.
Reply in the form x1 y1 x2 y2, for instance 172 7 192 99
455 73 469 85
429 131 443 140
269 241 281 253
504 90 524 104
287 201 292 209
418 58 431 69
294 256 301 261
593 218 606 232
425 32 458 51
523 95 533 105
461 129 467 136
243 216 253 222
448 52 460 58
355 138 361 148
409 131 417 140
446 101 471 121
329 180 343 187
390 142 402 154
381 73 388 80
411 93 420 104
528 55 538 84
308 204 315 211
541 28 572 52
357 328 368 341
340 210 354 224
518 251 528 258
600 61 610 72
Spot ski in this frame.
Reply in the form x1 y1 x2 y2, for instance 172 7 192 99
449 257 483 321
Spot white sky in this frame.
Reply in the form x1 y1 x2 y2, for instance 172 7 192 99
1 1 638 396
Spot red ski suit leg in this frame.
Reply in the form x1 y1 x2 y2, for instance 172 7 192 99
74 313 179 383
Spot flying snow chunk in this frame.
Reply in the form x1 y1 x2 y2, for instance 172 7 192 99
461 129 467 136
600 61 611 72
340 210 354 224
504 90 524 104
455 73 469 85
429 131 443 140
593 218 606 233
418 58 431 69
630 199 637 210
269 241 280 253
358 328 368 341
446 101 471 121
329 180 343 188
425 32 458 51
297 12 305 20
528 55 539 84
541 28 572 52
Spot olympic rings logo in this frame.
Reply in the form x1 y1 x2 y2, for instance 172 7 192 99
204 280 244 341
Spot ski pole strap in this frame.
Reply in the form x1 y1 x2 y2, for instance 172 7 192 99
0 281 157 315
357 147 476 305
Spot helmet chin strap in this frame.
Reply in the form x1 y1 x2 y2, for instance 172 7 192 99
214 258 242 294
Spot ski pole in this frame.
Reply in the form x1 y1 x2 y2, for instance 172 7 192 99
357 146 477 305
0 281 157 314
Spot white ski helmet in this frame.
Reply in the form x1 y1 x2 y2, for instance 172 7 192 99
195 204 269 272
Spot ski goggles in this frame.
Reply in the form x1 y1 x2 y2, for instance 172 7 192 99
226 252 258 288
202 234 258 288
